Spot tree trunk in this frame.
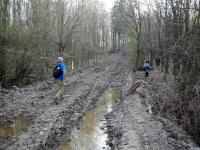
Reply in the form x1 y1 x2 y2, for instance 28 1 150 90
117 32 121 51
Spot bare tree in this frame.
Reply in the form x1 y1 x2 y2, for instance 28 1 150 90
117 0 143 68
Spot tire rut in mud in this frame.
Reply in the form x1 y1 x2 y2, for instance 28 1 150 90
1 53 129 150
41 85 107 149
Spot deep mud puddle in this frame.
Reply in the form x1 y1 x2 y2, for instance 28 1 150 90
58 88 119 150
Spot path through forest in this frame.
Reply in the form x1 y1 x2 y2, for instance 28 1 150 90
0 53 198 150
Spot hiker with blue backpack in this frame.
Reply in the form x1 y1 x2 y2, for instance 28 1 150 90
143 61 152 78
53 57 67 101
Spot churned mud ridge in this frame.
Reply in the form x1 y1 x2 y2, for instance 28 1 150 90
105 72 198 150
0 53 129 150
41 85 107 149
2 53 197 150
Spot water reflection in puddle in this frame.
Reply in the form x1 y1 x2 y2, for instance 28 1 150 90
58 88 119 150
0 118 28 144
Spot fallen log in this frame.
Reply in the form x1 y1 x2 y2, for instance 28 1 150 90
127 82 141 95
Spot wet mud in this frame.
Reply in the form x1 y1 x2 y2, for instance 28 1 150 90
58 88 119 150
0 53 128 150
0 53 198 150
105 72 198 150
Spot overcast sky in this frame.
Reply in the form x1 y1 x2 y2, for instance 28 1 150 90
100 0 115 11
99 0 152 12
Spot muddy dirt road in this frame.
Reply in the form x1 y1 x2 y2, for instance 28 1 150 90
0 53 198 150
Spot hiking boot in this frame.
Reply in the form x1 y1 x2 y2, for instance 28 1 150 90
59 95 64 101
53 97 59 105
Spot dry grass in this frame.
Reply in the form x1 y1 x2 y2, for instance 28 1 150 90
146 68 200 145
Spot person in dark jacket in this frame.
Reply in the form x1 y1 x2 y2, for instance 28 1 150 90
143 61 152 78
155 57 161 67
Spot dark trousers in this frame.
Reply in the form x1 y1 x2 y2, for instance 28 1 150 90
156 63 160 67
145 71 149 78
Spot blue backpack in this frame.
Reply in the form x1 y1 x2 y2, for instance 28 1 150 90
53 65 63 78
